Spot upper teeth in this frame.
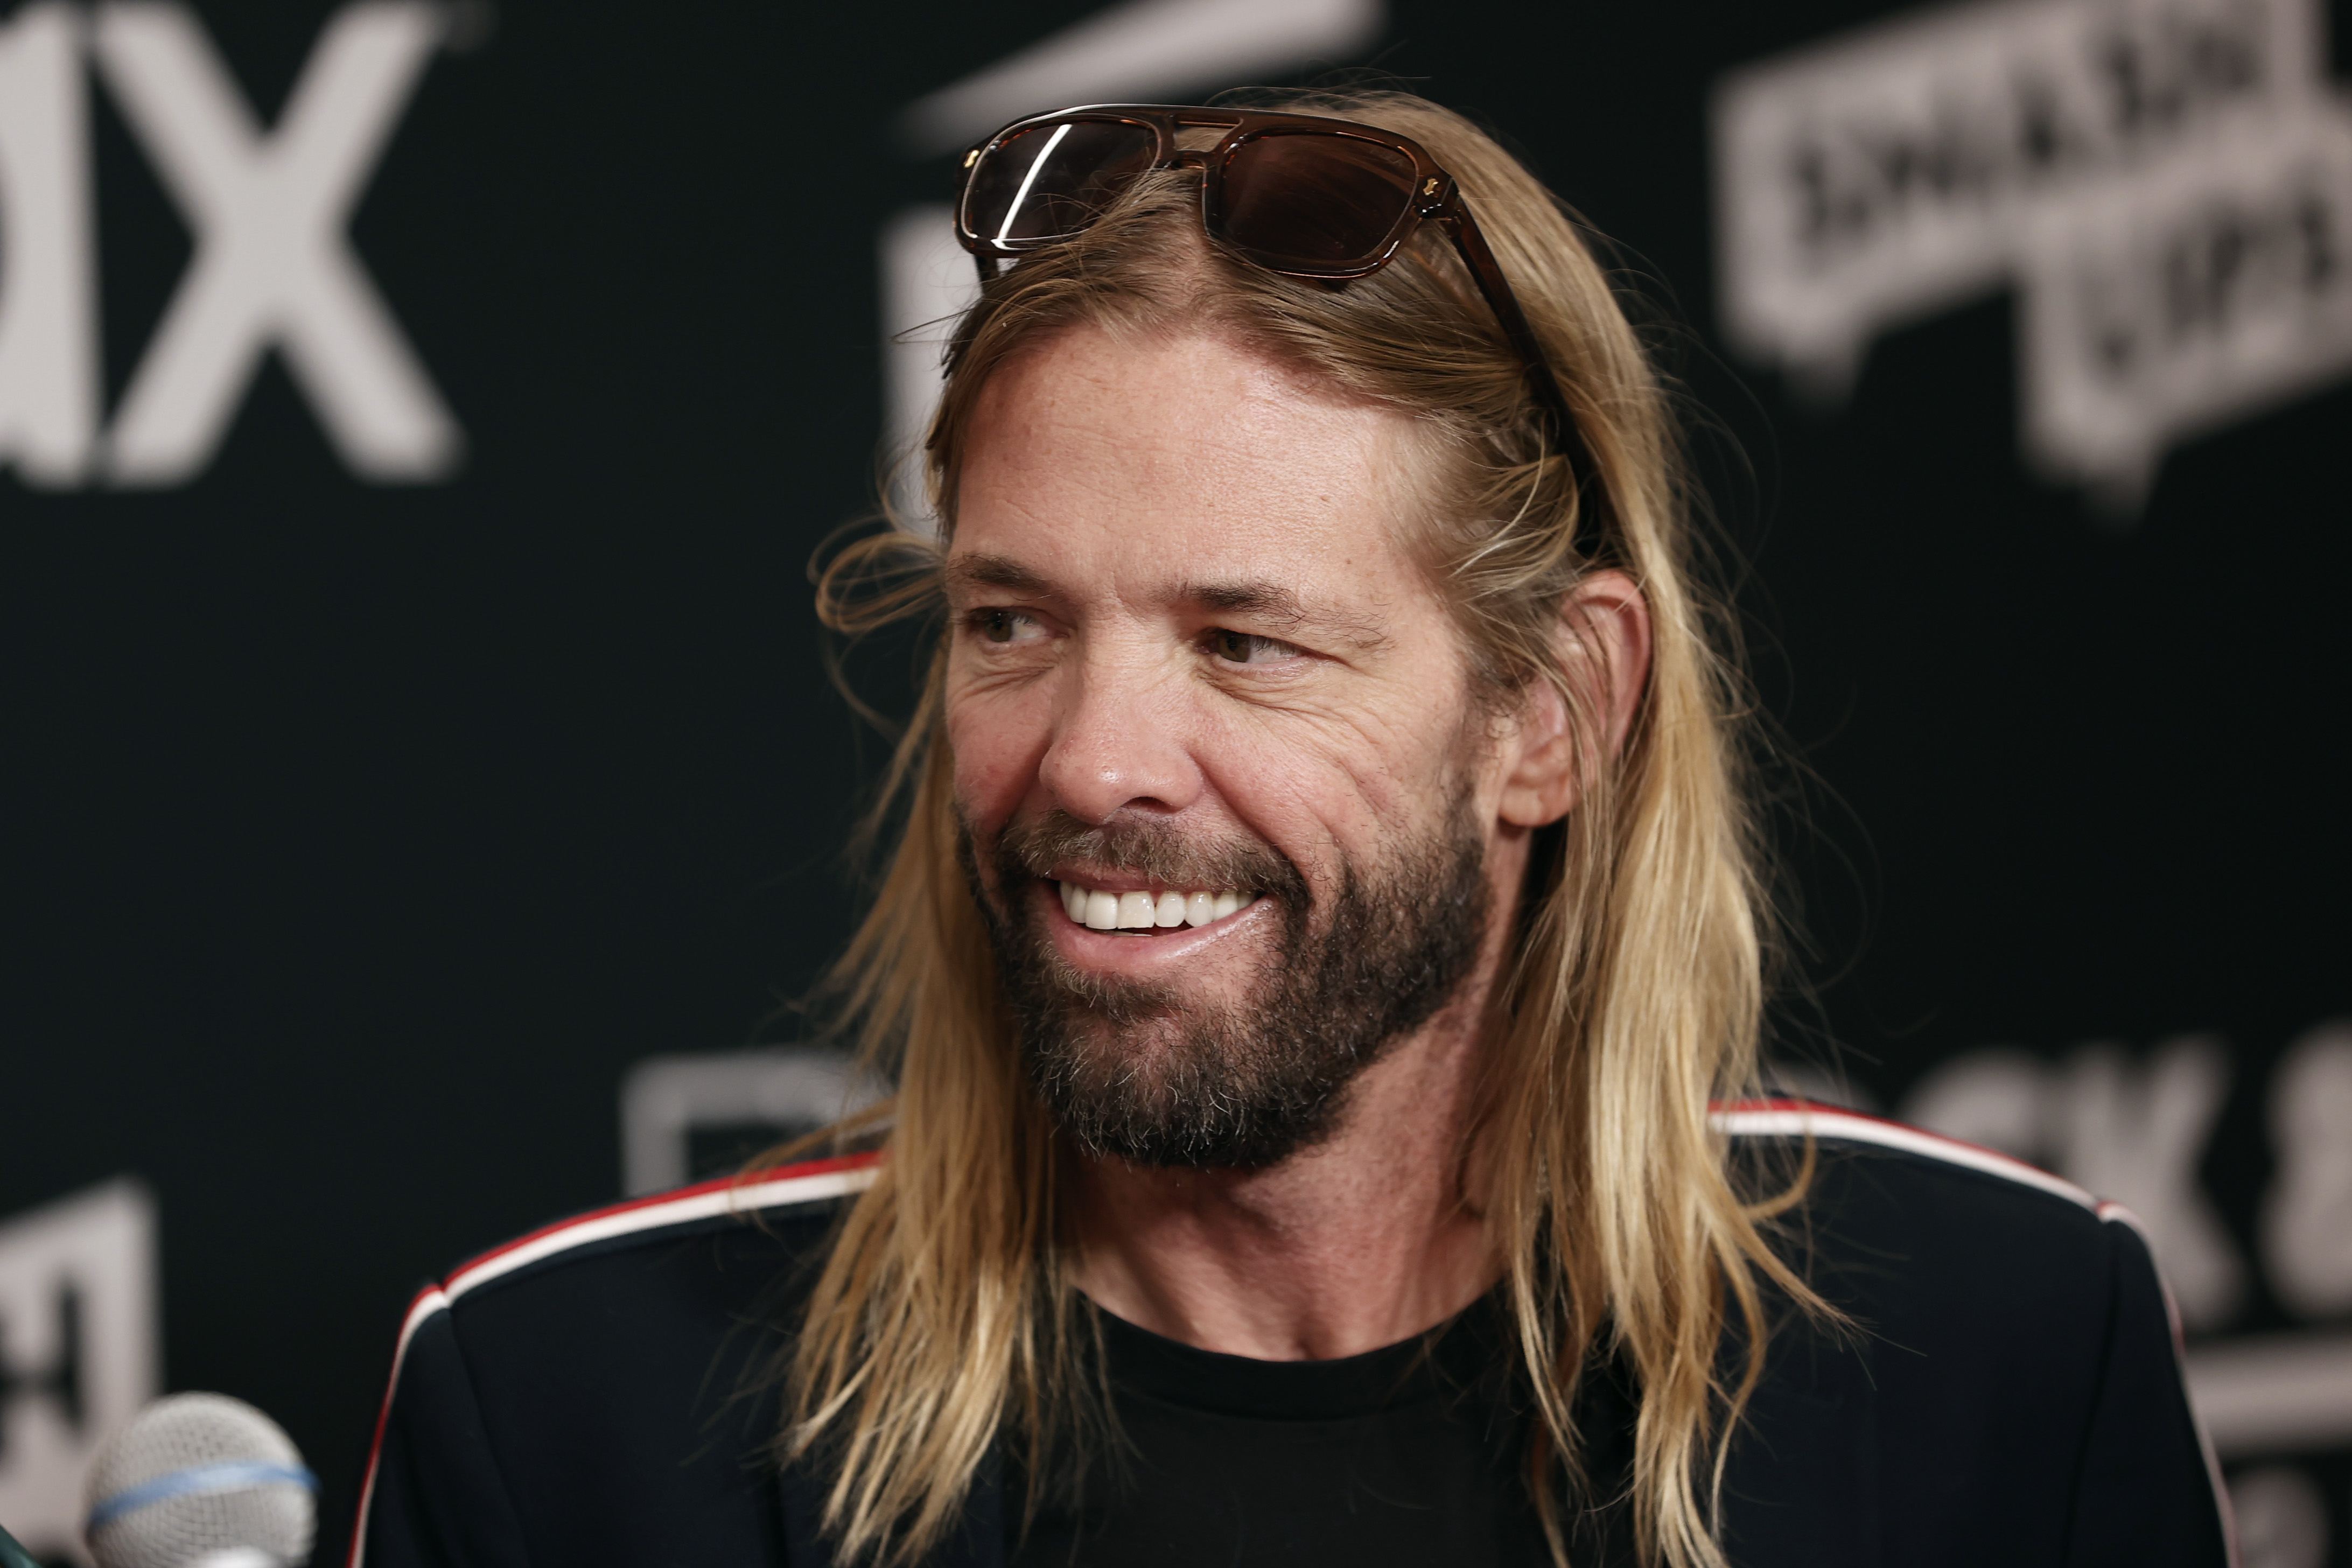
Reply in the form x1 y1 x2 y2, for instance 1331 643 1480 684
1058 882 1256 930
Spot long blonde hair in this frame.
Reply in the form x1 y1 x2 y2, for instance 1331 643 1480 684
785 89 1821 1568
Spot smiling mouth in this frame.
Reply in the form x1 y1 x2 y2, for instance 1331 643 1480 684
1054 879 1259 933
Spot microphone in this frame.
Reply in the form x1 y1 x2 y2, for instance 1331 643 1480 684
82 1393 316 1568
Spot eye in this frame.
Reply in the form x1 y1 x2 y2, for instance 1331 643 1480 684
1206 628 1302 666
971 607 1043 645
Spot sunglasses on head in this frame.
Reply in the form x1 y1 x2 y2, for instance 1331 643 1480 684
955 104 1591 486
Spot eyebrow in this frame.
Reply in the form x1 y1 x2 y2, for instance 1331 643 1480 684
1190 580 1302 619
946 554 1053 596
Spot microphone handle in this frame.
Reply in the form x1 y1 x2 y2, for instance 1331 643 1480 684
0 1520 41 1568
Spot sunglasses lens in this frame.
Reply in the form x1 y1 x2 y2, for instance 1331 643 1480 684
967 120 1159 246
1216 133 1419 269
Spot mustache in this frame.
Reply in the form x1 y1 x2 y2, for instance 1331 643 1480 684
995 810 1301 896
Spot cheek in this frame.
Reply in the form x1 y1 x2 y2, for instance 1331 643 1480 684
1199 717 1424 878
1311 699 1488 866
944 673 1055 832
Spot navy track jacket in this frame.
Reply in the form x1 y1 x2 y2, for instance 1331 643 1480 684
352 1105 2234 1567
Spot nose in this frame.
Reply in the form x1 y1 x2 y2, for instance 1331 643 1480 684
1037 648 1203 825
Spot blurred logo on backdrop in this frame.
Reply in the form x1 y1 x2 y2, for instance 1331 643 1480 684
1714 0 2352 515
0 2 464 492
619 1046 886 1196
0 1180 159 1566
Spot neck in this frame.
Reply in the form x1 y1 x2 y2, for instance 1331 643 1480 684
1066 986 1498 1362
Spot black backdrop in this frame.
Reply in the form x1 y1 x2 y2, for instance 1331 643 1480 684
3 0 2347 1557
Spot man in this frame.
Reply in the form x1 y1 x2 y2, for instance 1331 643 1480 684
354 94 2230 1567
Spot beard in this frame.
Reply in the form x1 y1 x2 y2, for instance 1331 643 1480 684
963 792 1493 1170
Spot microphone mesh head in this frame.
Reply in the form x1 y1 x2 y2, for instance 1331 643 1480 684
83 1392 315 1568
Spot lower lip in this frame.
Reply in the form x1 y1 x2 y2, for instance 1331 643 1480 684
1034 881 1268 971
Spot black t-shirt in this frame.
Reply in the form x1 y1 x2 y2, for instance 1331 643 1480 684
1007 1298 1632 1567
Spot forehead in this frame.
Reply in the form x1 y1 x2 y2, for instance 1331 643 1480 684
948 326 1433 610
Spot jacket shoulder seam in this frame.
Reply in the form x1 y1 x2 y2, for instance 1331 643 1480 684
446 1152 879 1307
1711 1098 2102 1212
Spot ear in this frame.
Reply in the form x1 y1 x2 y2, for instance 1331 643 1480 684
1496 569 1654 829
